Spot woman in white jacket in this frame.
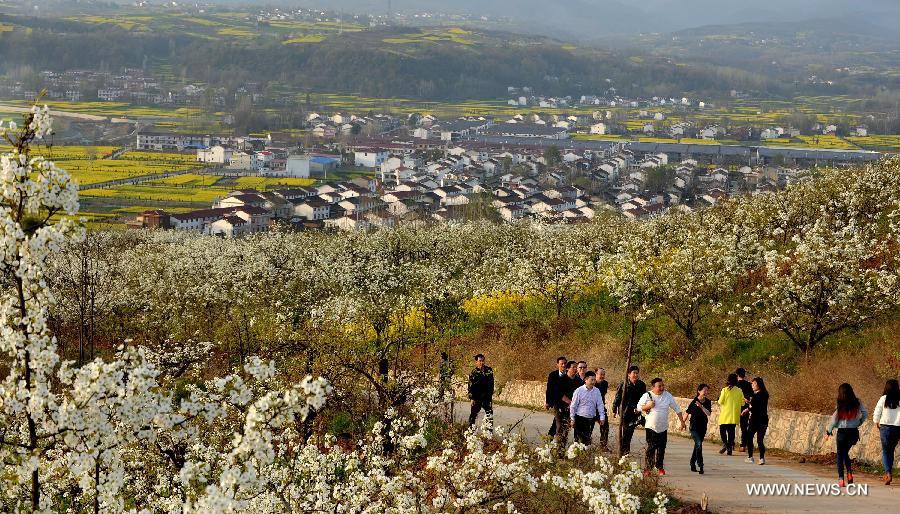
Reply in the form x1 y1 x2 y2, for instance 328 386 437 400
873 379 900 485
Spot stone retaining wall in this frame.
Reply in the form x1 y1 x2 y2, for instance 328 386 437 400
491 379 891 465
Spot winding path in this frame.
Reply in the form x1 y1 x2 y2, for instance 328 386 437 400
457 402 899 513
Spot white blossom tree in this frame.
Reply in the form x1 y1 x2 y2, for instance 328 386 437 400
735 161 900 357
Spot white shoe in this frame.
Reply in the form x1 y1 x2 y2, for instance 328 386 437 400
745 457 755 464
759 458 765 465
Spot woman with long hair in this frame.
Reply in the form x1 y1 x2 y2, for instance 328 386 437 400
873 379 900 485
686 383 712 474
825 383 868 487
718 373 743 456
743 377 770 465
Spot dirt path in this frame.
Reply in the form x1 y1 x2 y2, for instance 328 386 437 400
457 402 899 513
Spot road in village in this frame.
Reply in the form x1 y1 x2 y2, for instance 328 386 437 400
456 402 899 513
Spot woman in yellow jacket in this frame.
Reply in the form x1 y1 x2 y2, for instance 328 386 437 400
718 373 744 456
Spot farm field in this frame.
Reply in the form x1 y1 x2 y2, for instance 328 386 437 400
847 135 900 152
118 150 199 163
0 99 201 119
383 28 475 45
143 174 316 189
228 176 317 189
81 184 231 203
58 10 366 44
57 159 201 186
0 145 118 160
3 145 204 187
794 135 859 150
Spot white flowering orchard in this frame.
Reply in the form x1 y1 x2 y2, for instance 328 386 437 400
1 108 670 513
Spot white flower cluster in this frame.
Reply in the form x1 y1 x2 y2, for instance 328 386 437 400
28 104 53 139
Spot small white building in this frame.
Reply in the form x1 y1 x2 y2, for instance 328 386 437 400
228 152 252 170
292 199 330 220
209 215 250 238
589 122 607 135
354 149 388 168
197 145 232 164
284 155 311 178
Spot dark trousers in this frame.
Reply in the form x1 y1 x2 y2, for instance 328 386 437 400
468 399 493 426
620 420 637 455
880 425 900 476
554 408 570 452
747 421 768 459
598 419 609 449
573 415 596 445
690 429 706 468
739 414 750 449
719 424 736 454
836 427 860 479
645 429 668 470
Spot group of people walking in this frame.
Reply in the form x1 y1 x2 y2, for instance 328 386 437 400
468 354 900 486
546 358 610 452
826 379 900 487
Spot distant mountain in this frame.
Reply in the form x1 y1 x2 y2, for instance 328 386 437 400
296 0 900 39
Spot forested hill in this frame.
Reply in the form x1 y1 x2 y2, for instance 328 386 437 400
0 12 781 101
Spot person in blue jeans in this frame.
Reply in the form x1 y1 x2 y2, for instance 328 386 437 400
825 383 868 488
873 379 900 485
685 383 712 474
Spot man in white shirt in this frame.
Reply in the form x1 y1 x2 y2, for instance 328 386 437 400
638 377 686 476
570 371 607 445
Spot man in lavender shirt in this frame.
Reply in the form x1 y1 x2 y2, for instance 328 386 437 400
570 371 607 445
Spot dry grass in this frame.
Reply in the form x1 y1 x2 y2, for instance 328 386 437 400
444 306 900 415
452 318 628 392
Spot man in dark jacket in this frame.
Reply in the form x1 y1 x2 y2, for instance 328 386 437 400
612 365 647 455
467 354 495 426
735 367 753 451
545 356 569 436
549 361 579 455
595 367 610 449
572 361 587 389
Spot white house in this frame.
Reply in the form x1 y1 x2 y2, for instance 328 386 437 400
325 216 368 231
209 216 250 238
228 152 252 170
284 155 311 178
589 122 607 135
197 145 232 164
354 149 388 168
252 151 274 171
291 199 330 220
760 128 779 140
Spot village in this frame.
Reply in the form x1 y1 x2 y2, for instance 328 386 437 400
126 110 881 236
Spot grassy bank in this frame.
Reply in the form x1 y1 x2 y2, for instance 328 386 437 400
439 292 900 414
